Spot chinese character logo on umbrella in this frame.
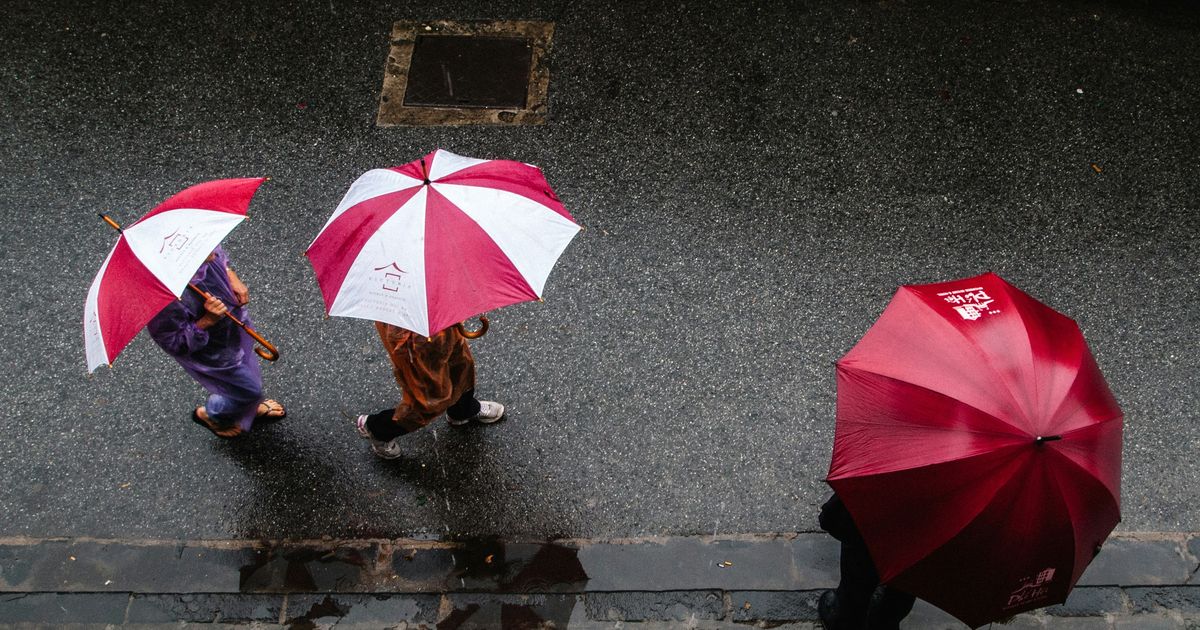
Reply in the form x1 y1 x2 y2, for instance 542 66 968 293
305 149 581 336
828 272 1122 628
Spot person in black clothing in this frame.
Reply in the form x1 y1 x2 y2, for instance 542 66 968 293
818 493 916 630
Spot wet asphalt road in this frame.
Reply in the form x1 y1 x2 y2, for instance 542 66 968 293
0 1 1196 541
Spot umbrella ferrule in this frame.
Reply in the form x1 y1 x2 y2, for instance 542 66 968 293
99 213 123 233
1035 435 1063 445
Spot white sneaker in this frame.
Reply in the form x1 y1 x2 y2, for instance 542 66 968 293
370 439 403 460
474 400 505 423
447 400 506 426
355 414 403 460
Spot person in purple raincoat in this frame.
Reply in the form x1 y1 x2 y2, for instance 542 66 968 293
146 246 285 438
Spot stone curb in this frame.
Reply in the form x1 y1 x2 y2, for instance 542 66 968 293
1 533 1195 595
2 589 1200 628
0 534 1197 627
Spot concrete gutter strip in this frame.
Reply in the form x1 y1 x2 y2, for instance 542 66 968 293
0 534 1197 627
0 533 1195 594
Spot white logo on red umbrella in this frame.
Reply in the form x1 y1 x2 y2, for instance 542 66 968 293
938 287 997 320
375 262 406 292
1005 567 1055 608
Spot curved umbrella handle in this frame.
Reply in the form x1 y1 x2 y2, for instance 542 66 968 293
188 284 280 362
456 315 489 339
247 328 281 361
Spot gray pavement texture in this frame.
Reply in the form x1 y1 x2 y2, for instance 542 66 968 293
0 0 1198 545
1 533 1199 628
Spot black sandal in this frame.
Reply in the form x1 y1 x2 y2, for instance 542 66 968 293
254 399 287 422
192 407 244 439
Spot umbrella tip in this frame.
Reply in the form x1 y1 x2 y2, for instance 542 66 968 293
1035 435 1062 445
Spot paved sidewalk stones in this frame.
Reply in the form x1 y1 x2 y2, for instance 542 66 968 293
728 591 821 623
126 593 283 624
1045 587 1127 617
585 591 724 622
1081 536 1194 586
0 592 128 625
284 593 439 626
1188 536 1200 585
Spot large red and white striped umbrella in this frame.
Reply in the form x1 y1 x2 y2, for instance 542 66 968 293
83 178 267 372
305 149 580 337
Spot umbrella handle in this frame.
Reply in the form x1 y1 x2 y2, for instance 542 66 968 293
456 315 489 339
246 328 281 361
188 284 280 361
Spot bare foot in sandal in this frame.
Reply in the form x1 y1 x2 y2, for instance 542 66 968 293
192 406 244 438
255 399 287 422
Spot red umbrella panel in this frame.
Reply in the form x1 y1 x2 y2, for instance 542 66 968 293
828 272 1122 628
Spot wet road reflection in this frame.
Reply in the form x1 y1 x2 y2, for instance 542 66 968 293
238 546 375 592
247 539 588 628
447 538 589 592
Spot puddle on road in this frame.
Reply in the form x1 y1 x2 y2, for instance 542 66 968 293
238 546 374 592
238 538 587 628
234 538 588 594
443 538 589 592
435 595 578 630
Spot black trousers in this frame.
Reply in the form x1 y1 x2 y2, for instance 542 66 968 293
366 389 481 441
819 494 916 630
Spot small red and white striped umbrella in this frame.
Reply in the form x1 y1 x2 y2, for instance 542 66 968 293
305 149 581 337
83 178 267 372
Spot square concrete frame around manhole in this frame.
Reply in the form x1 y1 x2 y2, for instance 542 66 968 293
377 20 553 126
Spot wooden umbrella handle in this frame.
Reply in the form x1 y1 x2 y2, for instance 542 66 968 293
188 284 280 361
456 315 489 339
245 327 281 361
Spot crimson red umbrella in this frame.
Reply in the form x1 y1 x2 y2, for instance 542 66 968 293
828 272 1122 628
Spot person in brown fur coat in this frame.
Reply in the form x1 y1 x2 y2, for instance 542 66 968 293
354 322 504 459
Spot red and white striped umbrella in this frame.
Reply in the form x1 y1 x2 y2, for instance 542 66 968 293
83 178 267 372
305 149 581 337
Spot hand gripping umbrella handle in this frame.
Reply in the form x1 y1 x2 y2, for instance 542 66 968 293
188 284 280 361
456 315 489 339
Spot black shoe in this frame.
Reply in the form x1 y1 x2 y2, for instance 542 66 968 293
818 590 839 628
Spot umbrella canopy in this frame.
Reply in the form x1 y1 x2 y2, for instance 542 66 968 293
828 272 1122 628
83 178 267 372
305 149 580 337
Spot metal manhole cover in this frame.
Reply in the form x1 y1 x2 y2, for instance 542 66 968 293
404 36 532 108
377 20 553 126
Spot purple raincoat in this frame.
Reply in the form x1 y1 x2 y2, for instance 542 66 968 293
146 246 263 431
